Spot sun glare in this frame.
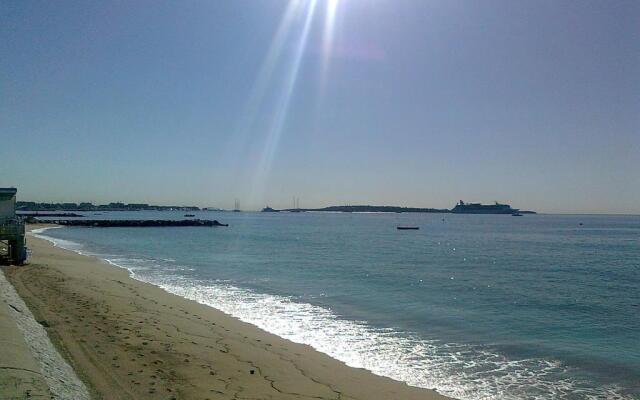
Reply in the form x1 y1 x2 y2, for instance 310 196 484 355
322 0 339 88
248 0 321 205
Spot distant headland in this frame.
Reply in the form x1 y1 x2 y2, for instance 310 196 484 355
274 205 449 213
267 201 536 215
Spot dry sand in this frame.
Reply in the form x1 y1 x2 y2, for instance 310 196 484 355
0 266 90 399
6 226 452 400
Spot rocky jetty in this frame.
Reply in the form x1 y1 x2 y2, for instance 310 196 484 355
48 219 228 227
18 212 84 217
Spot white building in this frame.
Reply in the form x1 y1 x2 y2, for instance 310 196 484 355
0 188 26 264
0 188 17 222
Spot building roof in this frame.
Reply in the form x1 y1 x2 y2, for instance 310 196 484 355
0 188 17 201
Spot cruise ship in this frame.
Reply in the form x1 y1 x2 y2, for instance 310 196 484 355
451 200 520 214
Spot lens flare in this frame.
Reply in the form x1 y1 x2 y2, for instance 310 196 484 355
239 2 300 134
233 0 338 208
248 0 319 206
321 0 339 89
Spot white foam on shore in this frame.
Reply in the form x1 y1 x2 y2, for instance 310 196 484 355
31 228 632 400
151 280 629 400
30 227 87 254
0 269 90 400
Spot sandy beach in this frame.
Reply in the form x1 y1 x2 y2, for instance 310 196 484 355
5 226 451 400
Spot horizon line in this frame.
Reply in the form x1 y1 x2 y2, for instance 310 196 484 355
12 198 640 216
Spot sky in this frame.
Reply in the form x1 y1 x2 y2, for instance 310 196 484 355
1 0 638 213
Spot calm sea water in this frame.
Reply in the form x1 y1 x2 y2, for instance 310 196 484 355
33 211 639 399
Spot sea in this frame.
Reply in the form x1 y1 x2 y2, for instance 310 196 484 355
31 211 639 399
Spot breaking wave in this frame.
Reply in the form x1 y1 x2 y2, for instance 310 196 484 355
30 228 632 400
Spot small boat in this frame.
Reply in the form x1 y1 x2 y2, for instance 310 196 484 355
184 214 195 217
397 226 419 230
511 213 523 217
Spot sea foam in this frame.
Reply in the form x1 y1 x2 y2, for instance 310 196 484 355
31 228 632 400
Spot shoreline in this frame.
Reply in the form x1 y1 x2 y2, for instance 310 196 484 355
6 225 452 399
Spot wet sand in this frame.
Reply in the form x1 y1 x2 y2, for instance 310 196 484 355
5 226 451 400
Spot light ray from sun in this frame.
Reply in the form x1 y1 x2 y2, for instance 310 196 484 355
249 0 319 206
235 1 302 139
321 0 339 90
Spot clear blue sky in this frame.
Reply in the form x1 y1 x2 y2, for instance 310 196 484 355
1 0 638 213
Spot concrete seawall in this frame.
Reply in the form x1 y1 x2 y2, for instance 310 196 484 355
0 268 90 400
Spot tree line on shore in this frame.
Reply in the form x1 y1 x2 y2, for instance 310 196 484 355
17 201 202 212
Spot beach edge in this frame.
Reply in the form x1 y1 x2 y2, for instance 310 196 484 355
6 226 453 400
